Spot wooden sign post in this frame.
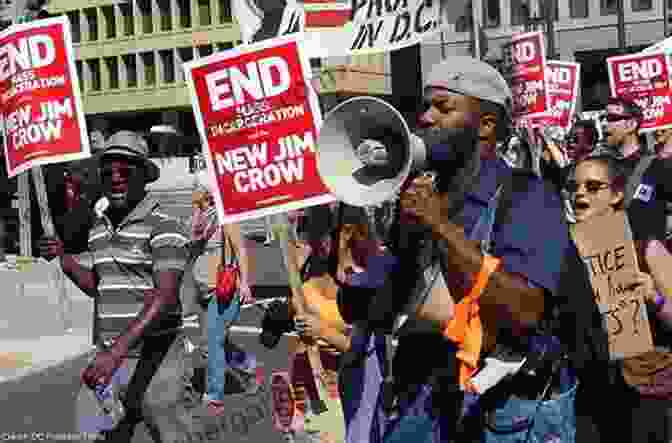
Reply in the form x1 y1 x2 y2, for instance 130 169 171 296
571 210 654 360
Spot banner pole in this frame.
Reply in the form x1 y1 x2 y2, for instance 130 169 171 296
17 172 31 257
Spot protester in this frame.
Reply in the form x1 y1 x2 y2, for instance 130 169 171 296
605 96 672 246
567 119 599 162
40 130 205 441
653 127 672 247
564 152 672 442
335 56 572 443
190 180 258 416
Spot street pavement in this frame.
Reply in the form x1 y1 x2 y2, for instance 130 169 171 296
0 238 298 442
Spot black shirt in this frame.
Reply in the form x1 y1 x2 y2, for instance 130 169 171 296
624 156 672 242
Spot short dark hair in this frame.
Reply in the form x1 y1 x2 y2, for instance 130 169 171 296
569 120 598 143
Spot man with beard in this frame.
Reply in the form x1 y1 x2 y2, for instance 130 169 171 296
604 96 672 247
338 56 572 443
40 131 204 442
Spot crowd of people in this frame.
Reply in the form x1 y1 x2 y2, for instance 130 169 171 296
7 52 671 443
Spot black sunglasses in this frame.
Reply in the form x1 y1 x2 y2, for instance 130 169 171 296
565 180 611 194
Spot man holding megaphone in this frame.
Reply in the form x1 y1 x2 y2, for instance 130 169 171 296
330 57 573 443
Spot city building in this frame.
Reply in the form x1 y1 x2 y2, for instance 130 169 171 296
45 0 390 154
422 0 671 111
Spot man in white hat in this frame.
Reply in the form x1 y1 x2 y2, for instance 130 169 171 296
40 130 206 441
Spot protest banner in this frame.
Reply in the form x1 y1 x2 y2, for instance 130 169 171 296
607 51 672 133
543 60 580 130
233 0 458 58
0 16 90 178
184 34 335 225
571 210 654 360
642 36 672 55
502 31 549 119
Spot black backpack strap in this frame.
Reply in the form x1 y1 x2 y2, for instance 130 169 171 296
624 154 656 208
493 169 535 233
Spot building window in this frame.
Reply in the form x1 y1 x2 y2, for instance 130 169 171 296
87 59 101 91
75 61 83 91
142 52 156 86
66 11 81 43
122 54 137 87
177 0 191 28
216 42 233 52
137 0 153 34
198 0 212 26
177 47 194 82
198 45 213 57
158 0 172 31
632 0 652 11
601 0 617 15
84 8 98 41
119 3 134 36
219 0 232 23
159 50 175 84
570 0 589 18
483 0 500 28
511 0 529 26
105 57 119 89
101 6 116 39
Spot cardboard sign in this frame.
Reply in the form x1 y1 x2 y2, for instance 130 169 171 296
571 211 654 360
501 31 549 118
233 0 453 57
184 34 335 225
606 51 672 133
0 16 90 178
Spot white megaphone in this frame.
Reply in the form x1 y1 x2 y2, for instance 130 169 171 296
315 96 478 208
315 96 428 207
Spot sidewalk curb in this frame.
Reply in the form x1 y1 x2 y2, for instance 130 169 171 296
0 344 94 385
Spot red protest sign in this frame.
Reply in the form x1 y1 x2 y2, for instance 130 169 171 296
1 16 90 178
544 61 580 130
184 34 335 224
502 31 549 118
607 51 672 132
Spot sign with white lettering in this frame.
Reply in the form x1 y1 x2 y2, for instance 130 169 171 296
518 60 580 130
571 210 654 360
233 0 456 58
0 16 90 178
501 31 549 119
184 34 334 224
607 51 672 133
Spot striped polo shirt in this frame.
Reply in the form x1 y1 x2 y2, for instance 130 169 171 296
75 195 190 348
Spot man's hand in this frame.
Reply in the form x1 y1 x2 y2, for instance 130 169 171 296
38 237 64 261
294 313 324 340
81 349 125 388
399 175 445 230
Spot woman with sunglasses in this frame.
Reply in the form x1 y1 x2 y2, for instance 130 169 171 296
567 152 672 442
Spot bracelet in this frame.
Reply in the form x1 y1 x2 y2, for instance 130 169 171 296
656 292 666 310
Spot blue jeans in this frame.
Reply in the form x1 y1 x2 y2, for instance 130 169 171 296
207 293 256 402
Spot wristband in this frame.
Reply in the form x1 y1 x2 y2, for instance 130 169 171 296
656 292 666 310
